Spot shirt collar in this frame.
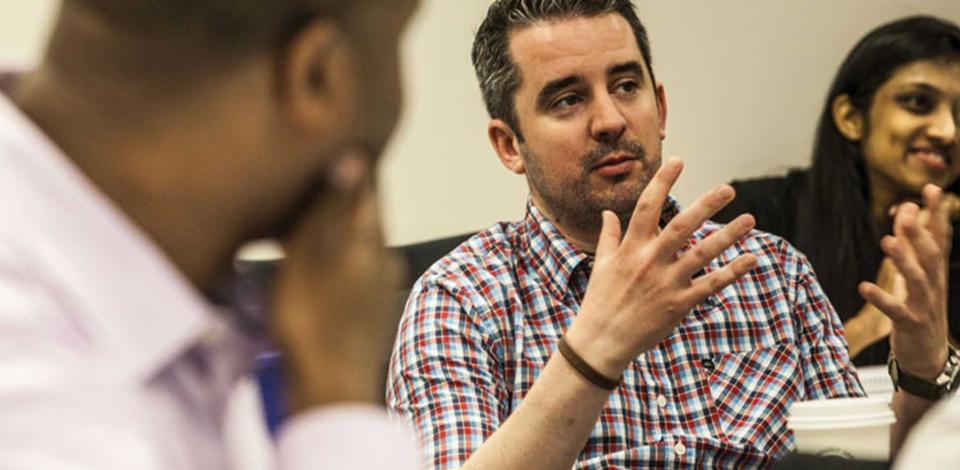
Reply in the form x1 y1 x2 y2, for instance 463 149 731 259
518 196 683 300
0 92 225 385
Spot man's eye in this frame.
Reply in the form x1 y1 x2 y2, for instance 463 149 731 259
614 81 639 94
552 95 582 110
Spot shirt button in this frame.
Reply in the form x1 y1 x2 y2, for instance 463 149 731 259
656 395 668 408
675 442 686 456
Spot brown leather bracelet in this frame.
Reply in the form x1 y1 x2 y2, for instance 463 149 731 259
557 336 621 390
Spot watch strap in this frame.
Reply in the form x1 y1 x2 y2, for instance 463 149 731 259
889 345 960 400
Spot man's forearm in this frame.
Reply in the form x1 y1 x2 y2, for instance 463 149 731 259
459 351 613 470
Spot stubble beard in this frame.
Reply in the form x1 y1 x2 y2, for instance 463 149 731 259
523 139 661 237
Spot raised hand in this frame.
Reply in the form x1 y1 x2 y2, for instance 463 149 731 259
271 153 402 411
860 184 952 379
565 157 758 378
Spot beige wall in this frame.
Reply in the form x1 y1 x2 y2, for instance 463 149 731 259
0 1 56 68
3 1 959 245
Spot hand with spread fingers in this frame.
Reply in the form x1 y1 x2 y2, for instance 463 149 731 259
456 157 763 470
860 184 951 380
564 157 759 378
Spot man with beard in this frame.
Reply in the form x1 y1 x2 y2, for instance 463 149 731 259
387 1 954 468
0 0 421 468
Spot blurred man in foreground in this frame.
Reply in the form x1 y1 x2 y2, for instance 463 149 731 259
0 0 419 468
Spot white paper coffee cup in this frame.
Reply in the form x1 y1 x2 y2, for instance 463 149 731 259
787 397 896 461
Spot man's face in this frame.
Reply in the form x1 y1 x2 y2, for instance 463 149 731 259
508 14 666 235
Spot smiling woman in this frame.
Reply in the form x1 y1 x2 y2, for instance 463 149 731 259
714 15 960 366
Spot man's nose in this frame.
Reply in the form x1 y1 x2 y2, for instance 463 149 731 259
589 93 627 143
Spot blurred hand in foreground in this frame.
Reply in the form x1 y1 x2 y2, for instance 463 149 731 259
271 153 402 411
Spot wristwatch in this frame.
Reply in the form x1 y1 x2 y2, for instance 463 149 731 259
888 344 960 400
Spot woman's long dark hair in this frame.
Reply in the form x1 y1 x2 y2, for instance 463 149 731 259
797 16 960 317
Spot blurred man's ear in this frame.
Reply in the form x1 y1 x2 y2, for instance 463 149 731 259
832 94 865 142
488 119 526 175
280 20 357 139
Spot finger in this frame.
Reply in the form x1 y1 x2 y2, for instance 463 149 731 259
942 191 960 222
330 152 369 192
875 257 896 288
282 154 370 248
892 203 921 260
859 281 912 324
892 269 906 300
680 254 756 307
881 235 927 286
900 211 945 278
354 186 385 240
920 184 942 233
893 203 943 281
674 214 755 278
623 156 682 243
595 210 623 262
655 184 737 257
922 184 951 252
880 235 932 312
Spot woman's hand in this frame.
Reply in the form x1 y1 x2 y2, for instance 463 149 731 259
862 184 952 379
859 191 960 361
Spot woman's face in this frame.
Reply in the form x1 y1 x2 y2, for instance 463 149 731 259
861 59 960 199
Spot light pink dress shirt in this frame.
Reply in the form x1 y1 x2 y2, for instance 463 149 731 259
0 93 420 469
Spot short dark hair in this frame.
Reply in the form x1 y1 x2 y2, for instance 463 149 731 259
797 15 960 318
471 0 655 139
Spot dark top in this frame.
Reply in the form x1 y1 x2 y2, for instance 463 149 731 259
713 170 960 367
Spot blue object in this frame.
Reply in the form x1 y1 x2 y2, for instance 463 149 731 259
254 351 287 436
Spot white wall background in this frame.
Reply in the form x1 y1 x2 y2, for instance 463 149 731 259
2 0 959 245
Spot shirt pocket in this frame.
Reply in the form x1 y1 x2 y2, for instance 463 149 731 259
702 343 800 454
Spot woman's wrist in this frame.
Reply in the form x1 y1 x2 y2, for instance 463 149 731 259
844 305 890 357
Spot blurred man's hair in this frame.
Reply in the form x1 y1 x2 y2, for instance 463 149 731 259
59 0 380 78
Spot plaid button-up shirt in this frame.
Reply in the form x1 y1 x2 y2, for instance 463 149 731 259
388 199 863 469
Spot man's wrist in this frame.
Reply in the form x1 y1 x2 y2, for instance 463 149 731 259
563 322 631 378
556 336 622 390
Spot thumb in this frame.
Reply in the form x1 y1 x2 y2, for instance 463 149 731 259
595 210 622 260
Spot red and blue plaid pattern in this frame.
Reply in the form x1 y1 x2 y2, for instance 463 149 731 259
388 199 864 469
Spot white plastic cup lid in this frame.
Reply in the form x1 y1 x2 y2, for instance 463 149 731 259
788 397 895 431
